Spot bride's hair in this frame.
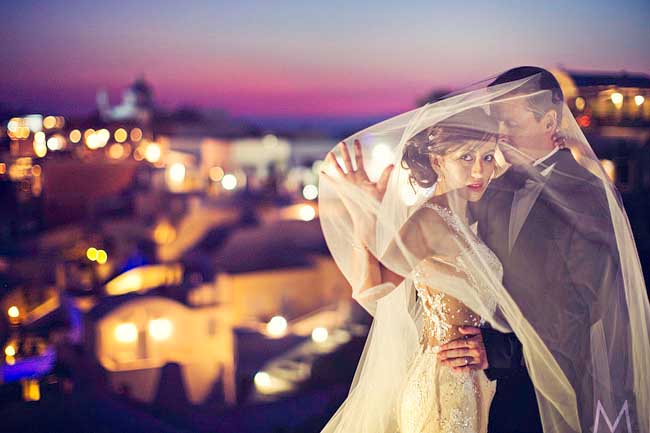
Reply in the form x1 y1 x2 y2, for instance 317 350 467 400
401 107 498 189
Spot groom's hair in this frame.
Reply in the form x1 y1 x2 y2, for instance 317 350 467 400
489 66 564 122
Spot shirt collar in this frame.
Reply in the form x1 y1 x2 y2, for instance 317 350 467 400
532 146 560 167
540 162 556 177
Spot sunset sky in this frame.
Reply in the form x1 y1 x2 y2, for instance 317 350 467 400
2 0 649 118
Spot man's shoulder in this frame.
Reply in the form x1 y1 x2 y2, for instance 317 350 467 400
545 150 609 213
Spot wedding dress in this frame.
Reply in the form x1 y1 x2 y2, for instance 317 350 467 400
396 203 497 433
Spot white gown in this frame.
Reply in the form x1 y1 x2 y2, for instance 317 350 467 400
396 203 500 433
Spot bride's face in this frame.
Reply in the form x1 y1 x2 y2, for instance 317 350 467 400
430 139 497 202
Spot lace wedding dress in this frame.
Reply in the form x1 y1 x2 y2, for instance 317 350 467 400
396 203 499 433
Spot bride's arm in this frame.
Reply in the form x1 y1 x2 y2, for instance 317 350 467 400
349 225 401 313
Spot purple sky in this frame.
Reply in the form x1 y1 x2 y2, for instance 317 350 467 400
1 0 649 117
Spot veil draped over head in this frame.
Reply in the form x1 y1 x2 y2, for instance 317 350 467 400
318 70 650 433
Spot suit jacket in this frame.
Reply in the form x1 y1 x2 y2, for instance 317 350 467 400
471 148 619 433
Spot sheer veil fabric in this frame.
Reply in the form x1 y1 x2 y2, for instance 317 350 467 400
318 71 650 432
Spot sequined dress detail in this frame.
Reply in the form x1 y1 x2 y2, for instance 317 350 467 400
396 203 500 433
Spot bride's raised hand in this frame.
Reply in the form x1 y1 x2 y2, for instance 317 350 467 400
324 139 394 202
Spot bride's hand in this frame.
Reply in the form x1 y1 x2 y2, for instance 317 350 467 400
324 140 394 202
437 326 489 372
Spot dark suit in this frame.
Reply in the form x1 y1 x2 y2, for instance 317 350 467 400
471 148 620 433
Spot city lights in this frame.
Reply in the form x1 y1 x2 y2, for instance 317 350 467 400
221 173 237 190
47 135 64 151
153 220 177 244
610 92 624 108
33 134 47 157
209 166 225 182
108 143 125 159
86 247 107 264
8 306 19 318
69 129 81 143
298 204 316 221
115 323 138 343
43 116 57 129
311 327 328 343
86 247 98 261
130 127 143 142
302 184 318 200
635 95 645 106
22 379 41 402
114 128 128 143
97 129 110 147
148 318 173 341
4 344 16 357
168 163 186 185
96 249 108 264
266 315 288 338
575 96 586 111
253 370 294 395
145 142 162 163
254 371 272 389
86 131 102 150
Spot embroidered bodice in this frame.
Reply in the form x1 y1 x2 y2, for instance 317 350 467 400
414 202 501 352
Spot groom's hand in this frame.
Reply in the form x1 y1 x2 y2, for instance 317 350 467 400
437 326 489 372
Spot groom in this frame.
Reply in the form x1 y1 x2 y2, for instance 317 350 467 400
436 66 618 433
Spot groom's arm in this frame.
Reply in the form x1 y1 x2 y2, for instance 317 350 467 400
480 328 525 380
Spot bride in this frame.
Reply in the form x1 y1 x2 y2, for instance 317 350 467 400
317 70 650 433
324 107 501 433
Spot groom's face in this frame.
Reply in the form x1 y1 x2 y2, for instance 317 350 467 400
492 99 549 166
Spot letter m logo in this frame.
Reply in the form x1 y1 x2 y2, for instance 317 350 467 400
593 400 632 433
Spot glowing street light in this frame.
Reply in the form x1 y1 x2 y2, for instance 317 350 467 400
108 143 125 159
68 129 80 143
209 166 224 182
43 116 56 129
47 135 64 151
254 371 272 389
298 204 316 221
33 134 47 158
266 315 288 338
635 95 645 106
114 128 128 143
221 173 237 190
611 92 624 109
5 344 16 357
311 327 329 343
302 184 318 200
130 128 143 142
86 247 98 261
96 249 108 264
145 143 162 163
8 306 19 318
167 163 186 185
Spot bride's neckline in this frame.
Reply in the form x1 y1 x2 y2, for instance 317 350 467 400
422 200 478 236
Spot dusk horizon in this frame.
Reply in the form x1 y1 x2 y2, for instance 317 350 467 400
2 0 648 118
